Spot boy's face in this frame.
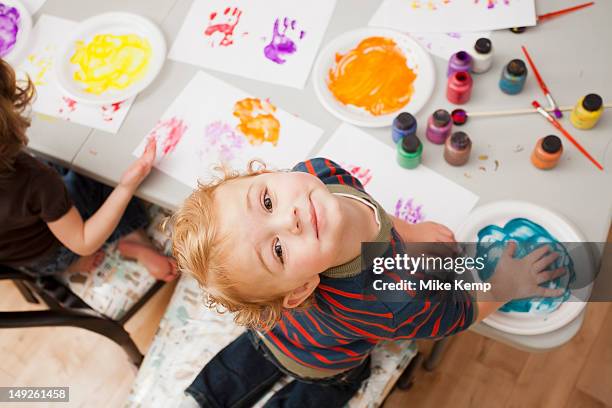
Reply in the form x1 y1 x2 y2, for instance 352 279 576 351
214 171 344 299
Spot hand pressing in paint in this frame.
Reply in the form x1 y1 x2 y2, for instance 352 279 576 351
392 218 459 257
488 242 566 302
204 7 243 47
264 17 305 64
120 137 156 192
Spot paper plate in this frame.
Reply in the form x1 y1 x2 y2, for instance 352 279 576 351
55 12 166 105
313 28 435 128
1 0 32 65
456 200 594 336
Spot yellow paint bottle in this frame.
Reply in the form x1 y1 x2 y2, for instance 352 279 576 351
570 93 603 130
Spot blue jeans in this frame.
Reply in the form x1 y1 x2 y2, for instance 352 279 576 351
185 330 371 408
28 165 149 276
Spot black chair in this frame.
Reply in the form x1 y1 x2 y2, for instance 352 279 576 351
0 264 164 366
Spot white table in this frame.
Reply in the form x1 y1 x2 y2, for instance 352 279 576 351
26 0 612 351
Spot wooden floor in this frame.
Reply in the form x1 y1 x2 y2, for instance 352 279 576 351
1 231 610 407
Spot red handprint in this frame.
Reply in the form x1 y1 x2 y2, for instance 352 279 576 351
204 7 243 47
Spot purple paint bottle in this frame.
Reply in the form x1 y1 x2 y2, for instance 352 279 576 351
426 109 452 144
391 112 417 144
447 51 473 77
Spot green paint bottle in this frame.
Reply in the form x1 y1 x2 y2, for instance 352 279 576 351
396 134 422 169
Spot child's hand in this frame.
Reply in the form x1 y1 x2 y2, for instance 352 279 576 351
120 138 156 191
489 242 567 301
405 221 456 243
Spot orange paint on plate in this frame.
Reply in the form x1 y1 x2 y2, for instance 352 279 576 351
233 97 280 146
327 36 417 116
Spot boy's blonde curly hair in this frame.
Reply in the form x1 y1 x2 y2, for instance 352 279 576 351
168 160 288 331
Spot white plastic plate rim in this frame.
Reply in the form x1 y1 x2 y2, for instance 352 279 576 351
2 0 32 65
313 27 435 128
55 12 167 105
456 200 593 336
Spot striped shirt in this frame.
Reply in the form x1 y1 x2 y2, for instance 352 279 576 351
260 158 475 378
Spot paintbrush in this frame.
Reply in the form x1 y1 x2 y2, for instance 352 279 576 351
522 46 562 119
532 100 604 171
538 2 595 22
449 103 612 124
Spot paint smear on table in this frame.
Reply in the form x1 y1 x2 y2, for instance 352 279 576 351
410 0 451 10
204 6 243 47
148 117 188 158
233 97 280 146
70 34 152 95
476 218 574 314
263 17 305 64
58 96 77 117
327 37 417 116
101 101 126 122
394 197 425 224
0 3 20 57
202 120 245 162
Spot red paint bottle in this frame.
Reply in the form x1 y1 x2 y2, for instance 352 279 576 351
446 71 473 105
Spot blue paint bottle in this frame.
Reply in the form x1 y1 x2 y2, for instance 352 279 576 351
499 59 528 95
391 112 417 144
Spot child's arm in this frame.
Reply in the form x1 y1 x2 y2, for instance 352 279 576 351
46 139 156 256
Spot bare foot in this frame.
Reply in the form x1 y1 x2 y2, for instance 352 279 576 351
117 240 179 282
66 249 106 274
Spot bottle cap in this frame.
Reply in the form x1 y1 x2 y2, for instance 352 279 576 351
432 109 451 127
455 51 470 62
453 71 472 84
510 27 526 34
451 109 468 126
542 135 562 154
450 132 471 150
507 59 527 76
475 38 492 54
394 112 416 131
582 94 603 112
402 134 421 153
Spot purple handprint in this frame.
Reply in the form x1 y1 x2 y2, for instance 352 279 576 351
202 120 244 163
394 198 425 224
263 17 305 65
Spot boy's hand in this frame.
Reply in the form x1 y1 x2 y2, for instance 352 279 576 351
120 138 156 191
391 217 459 257
489 242 567 301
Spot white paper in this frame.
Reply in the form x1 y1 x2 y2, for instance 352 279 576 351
21 0 46 14
370 0 536 33
169 0 336 89
133 71 323 188
410 31 490 61
17 15 135 133
318 124 479 232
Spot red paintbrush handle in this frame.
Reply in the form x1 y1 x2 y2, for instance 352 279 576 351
521 46 549 93
538 2 595 22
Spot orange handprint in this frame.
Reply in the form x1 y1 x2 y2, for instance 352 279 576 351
233 98 280 146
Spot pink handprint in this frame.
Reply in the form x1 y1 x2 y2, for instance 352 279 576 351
263 17 305 64
204 7 243 47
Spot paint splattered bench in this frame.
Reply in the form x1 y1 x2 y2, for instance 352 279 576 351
124 270 418 408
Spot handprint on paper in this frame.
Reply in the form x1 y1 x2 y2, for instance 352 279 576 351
263 17 305 64
394 197 425 224
204 7 243 47
233 98 280 146
147 117 188 159
202 120 244 163
341 163 373 187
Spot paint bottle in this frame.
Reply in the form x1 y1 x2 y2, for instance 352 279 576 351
570 93 604 130
391 112 417 144
471 38 493 74
447 71 473 105
426 109 452 144
444 131 471 166
499 59 528 95
447 51 473 77
531 135 563 170
397 133 422 169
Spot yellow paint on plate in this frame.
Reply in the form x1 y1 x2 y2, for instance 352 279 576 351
327 36 417 116
70 33 152 95
233 98 280 146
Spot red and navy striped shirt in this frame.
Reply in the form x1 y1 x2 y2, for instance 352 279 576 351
262 158 475 374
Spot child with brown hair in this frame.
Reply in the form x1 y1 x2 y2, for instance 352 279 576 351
171 157 565 407
0 59 176 281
